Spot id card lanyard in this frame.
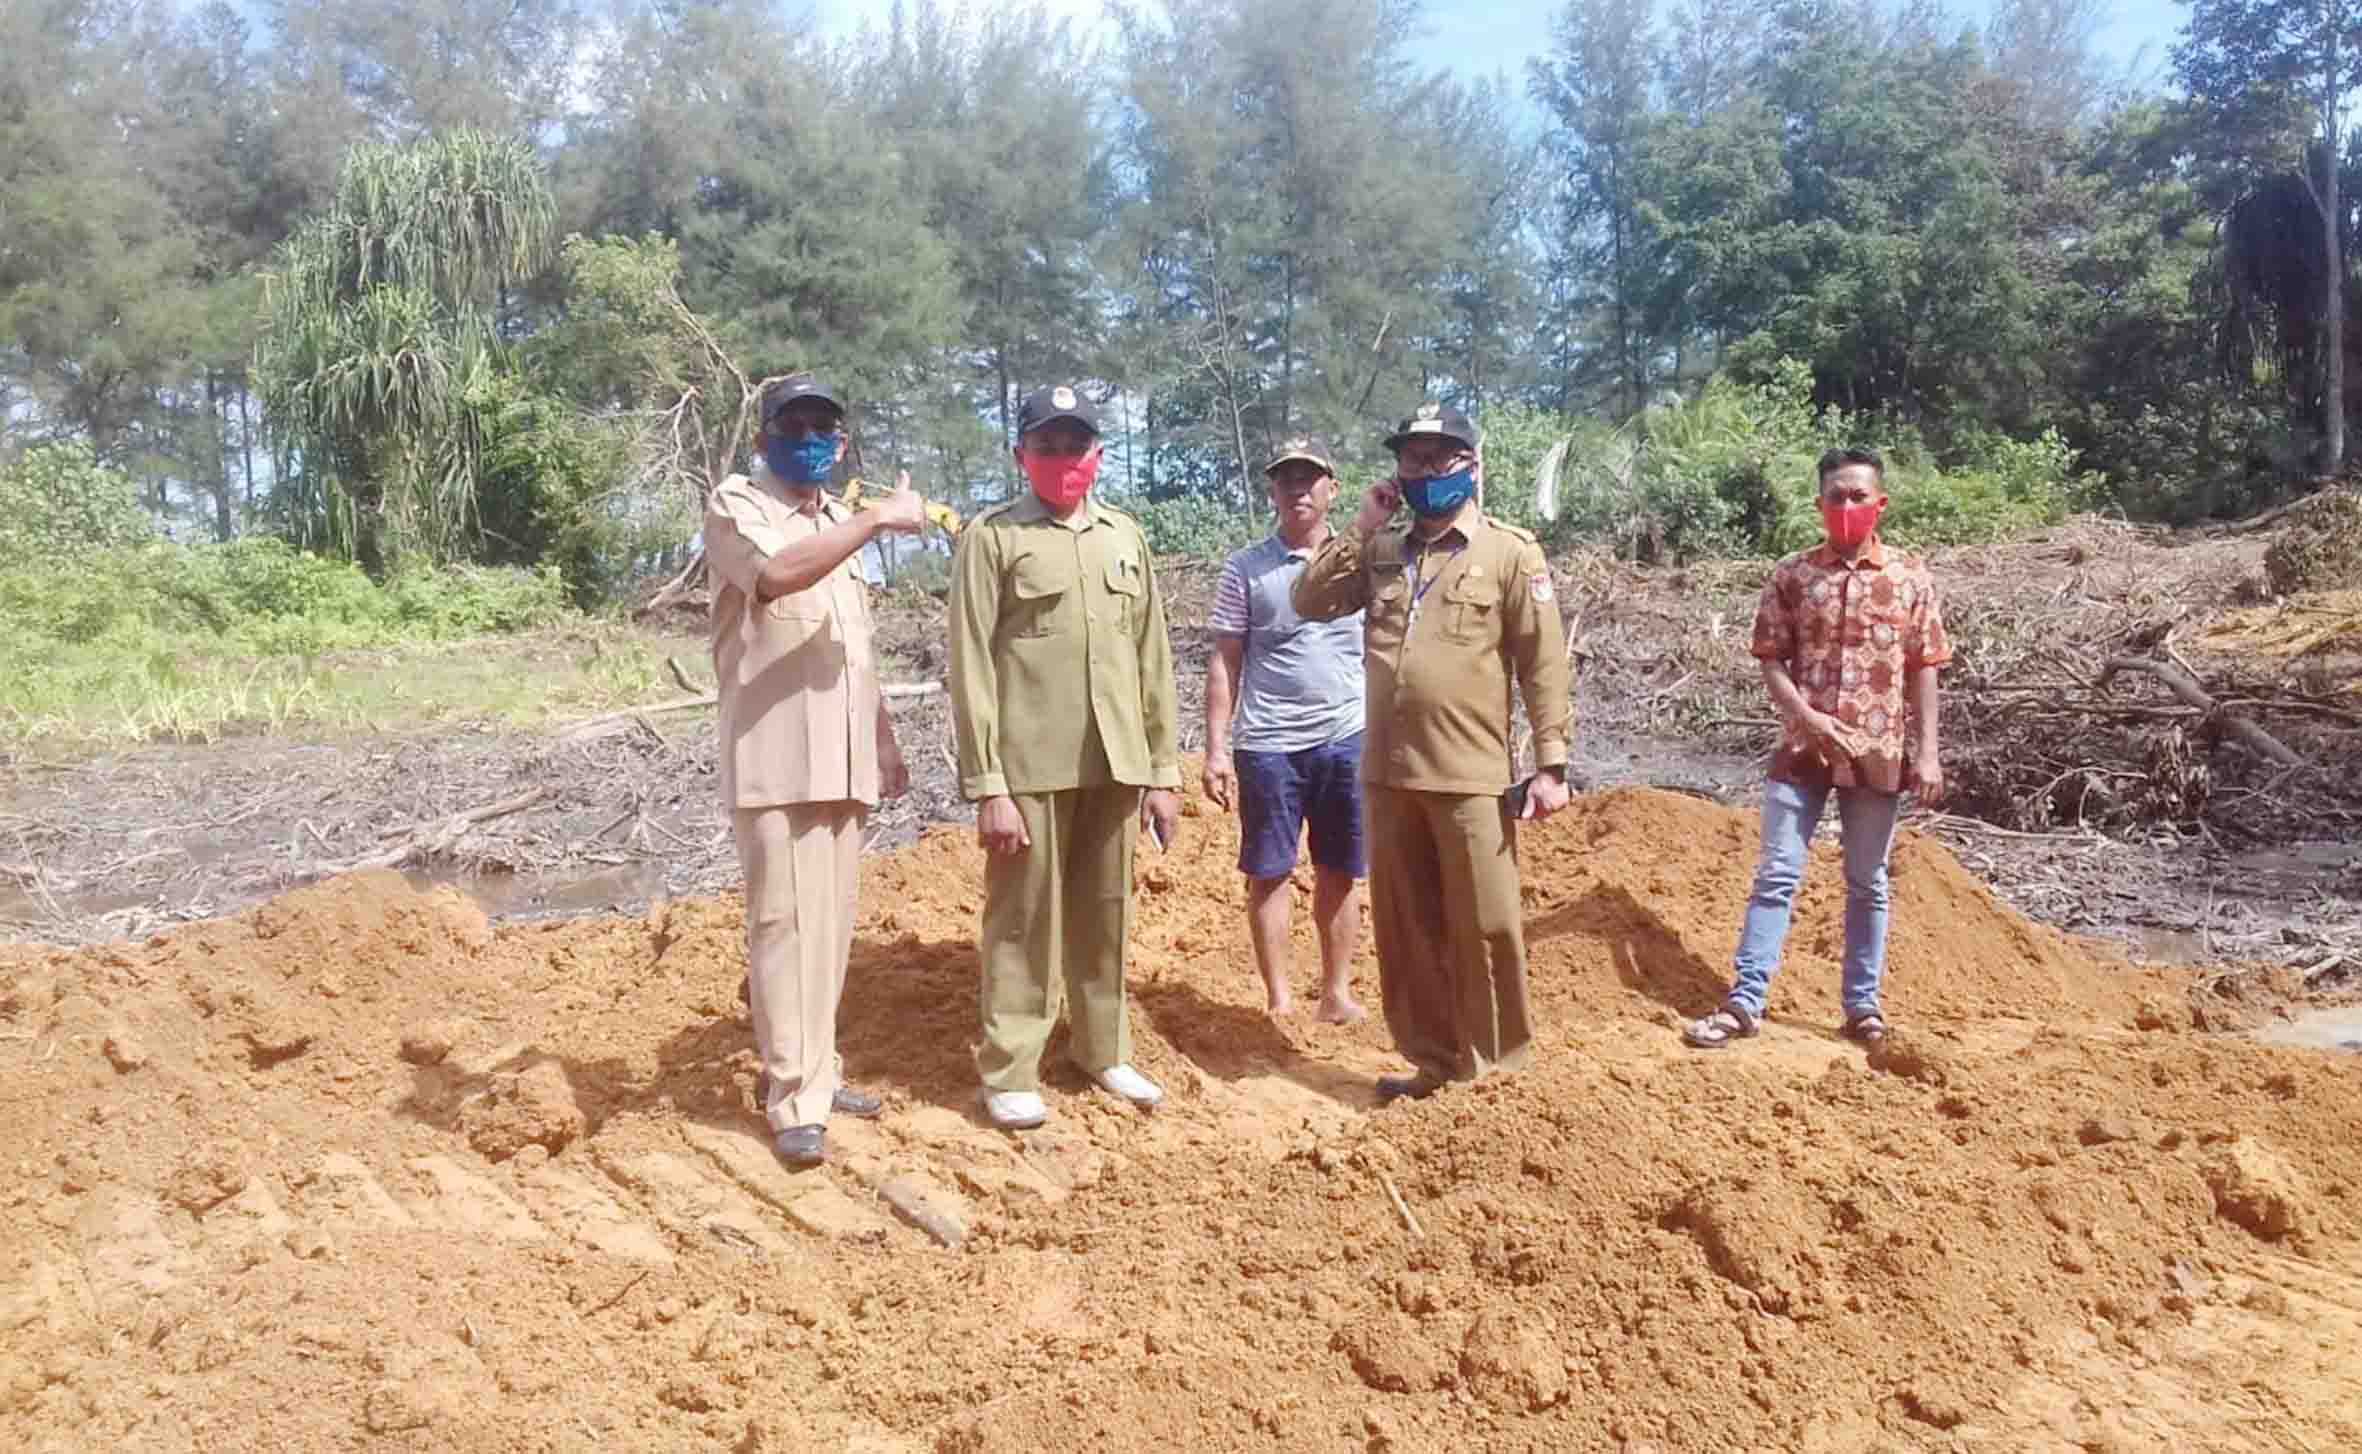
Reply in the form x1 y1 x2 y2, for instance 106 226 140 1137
1405 536 1465 632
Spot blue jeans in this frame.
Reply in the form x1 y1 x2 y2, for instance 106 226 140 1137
1727 778 1903 1020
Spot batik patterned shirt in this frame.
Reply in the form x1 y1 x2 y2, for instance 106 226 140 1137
1749 538 1952 792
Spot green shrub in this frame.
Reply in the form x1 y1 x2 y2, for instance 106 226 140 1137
382 561 572 636
0 442 158 557
0 539 569 656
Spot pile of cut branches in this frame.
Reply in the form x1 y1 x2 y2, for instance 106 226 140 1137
1932 522 2361 841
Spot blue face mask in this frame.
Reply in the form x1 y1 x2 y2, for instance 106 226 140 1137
763 432 839 484
1402 466 1475 518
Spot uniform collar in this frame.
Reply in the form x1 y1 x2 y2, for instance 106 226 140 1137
1407 498 1479 550
1006 490 1109 532
1808 535 1887 570
753 461 836 518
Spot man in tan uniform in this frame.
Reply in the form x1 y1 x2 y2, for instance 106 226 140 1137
1292 401 1574 1104
948 384 1182 1130
704 373 926 1166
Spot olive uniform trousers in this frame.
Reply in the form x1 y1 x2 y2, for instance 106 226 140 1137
976 784 1141 1092
1364 784 1533 1084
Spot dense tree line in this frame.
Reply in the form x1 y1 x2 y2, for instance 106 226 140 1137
0 0 2352 591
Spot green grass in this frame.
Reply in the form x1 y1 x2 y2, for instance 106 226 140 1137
0 623 710 752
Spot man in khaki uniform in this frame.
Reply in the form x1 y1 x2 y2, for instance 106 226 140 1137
704 373 926 1167
1292 401 1574 1104
948 384 1182 1130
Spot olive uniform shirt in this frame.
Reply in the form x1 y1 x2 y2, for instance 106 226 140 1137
704 470 881 810
1291 506 1572 796
949 492 1182 799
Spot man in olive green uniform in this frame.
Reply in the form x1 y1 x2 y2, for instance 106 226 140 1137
1292 402 1574 1104
705 374 927 1167
948 384 1183 1130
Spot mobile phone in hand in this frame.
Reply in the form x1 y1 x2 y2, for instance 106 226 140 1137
1501 775 1532 819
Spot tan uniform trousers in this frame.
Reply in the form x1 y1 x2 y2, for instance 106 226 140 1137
1365 785 1533 1084
976 785 1140 1092
734 802 863 1131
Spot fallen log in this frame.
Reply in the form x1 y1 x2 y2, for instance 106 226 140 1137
325 785 558 874
557 682 943 742
633 552 707 620
2095 656 2309 769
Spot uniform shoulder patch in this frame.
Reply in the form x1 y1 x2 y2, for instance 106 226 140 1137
1528 571 1554 603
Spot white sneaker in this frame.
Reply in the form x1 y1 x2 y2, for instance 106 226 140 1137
982 1090 1047 1129
1094 1064 1164 1107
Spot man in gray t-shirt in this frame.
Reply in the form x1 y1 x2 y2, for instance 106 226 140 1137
1204 436 1368 1023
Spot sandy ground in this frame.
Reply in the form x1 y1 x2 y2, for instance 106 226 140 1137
5 783 2360 1453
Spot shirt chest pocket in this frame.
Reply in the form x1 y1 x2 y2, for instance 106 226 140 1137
1444 573 1498 643
1367 573 1409 649
758 585 829 628
1009 551 1078 638
1103 555 1143 630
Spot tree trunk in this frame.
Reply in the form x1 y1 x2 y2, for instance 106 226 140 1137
1610 152 1639 418
208 373 234 542
1280 254 1296 439
237 386 256 519
2325 62 2347 475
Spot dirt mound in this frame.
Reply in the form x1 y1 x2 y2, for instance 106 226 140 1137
2264 486 2362 595
6 787 2362 1453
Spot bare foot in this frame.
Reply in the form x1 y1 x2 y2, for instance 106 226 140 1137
1266 994 1297 1019
1314 997 1366 1025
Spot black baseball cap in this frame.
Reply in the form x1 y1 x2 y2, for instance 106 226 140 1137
760 373 845 426
1264 435 1336 477
1383 401 1478 453
1016 384 1101 437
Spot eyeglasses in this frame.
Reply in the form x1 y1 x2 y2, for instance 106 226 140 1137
770 414 841 441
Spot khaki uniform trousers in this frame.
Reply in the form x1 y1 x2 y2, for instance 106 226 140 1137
977 785 1140 1092
1364 785 1534 1084
734 801 863 1131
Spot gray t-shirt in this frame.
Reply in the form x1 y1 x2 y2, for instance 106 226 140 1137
1209 533 1365 754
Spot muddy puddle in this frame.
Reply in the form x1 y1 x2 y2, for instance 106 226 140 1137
402 861 675 921
2257 1007 2362 1055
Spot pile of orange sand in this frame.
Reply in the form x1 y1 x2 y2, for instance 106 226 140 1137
4 786 2358 1453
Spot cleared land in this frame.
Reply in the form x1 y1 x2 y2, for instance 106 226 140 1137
3 516 2358 1451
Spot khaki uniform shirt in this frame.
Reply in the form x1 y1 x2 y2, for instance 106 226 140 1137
1292 505 1572 796
948 493 1182 799
704 469 881 810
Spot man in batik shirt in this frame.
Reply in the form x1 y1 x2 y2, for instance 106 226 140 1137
1685 448 1952 1050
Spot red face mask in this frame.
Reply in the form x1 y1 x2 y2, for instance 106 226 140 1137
1820 497 1885 550
1023 447 1100 510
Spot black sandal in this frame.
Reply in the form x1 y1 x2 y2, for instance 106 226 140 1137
1683 1004 1759 1050
1839 1011 1888 1045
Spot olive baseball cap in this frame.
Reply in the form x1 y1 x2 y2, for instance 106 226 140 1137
1263 434 1337 476
1382 400 1478 453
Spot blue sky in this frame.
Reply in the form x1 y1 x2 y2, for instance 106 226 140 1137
817 0 2192 98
